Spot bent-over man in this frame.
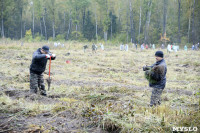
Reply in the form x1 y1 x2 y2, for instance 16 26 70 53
30 45 56 96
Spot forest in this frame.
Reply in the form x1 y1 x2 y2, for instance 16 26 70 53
0 0 200 45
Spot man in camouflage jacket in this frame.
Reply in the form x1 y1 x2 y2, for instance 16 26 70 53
144 51 167 106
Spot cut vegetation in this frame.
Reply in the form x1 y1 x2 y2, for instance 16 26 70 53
0 42 199 132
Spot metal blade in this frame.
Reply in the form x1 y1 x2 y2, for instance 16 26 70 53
46 77 52 91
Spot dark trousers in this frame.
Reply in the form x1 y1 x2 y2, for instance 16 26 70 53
30 72 46 94
150 88 163 106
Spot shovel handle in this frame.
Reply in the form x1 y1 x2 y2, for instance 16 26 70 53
49 56 51 77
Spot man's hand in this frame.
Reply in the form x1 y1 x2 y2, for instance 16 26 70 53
46 54 51 59
51 54 56 58
50 53 56 60
143 66 151 71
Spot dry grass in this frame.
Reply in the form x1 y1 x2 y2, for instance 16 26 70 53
0 41 199 132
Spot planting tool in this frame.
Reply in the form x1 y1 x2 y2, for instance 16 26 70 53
47 56 52 91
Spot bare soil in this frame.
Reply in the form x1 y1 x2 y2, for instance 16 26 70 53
0 88 107 133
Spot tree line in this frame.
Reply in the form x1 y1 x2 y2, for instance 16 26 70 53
0 0 199 45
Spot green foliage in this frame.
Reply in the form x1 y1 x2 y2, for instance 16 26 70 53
114 33 127 44
48 37 53 42
24 29 33 42
56 34 65 41
137 34 144 44
71 31 85 41
144 67 157 84
103 16 111 32
181 36 187 45
34 0 43 19
1 0 200 45
34 33 44 42
83 11 95 41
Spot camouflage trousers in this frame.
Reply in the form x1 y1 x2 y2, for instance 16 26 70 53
150 88 163 106
30 72 46 94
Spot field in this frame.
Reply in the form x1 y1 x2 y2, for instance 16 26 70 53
0 41 199 133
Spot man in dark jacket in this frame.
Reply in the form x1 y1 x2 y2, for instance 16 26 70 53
146 51 167 106
30 45 56 96
92 43 97 53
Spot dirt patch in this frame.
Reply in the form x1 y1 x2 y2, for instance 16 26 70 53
0 110 107 133
107 68 119 72
0 72 5 80
1 88 107 132
48 94 67 99
0 112 27 133
174 68 182 72
3 88 64 104
182 64 190 68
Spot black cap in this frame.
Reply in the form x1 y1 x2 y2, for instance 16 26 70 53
42 45 50 53
155 51 164 58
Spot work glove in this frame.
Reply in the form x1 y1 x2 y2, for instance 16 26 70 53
46 54 51 59
51 53 56 60
51 54 56 58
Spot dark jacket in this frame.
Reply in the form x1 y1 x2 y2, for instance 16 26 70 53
149 59 167 89
30 48 55 74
